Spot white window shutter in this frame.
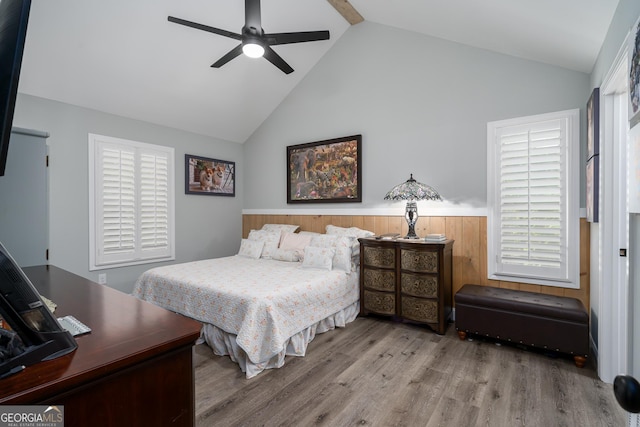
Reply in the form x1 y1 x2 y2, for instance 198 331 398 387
139 151 170 254
89 134 174 270
487 110 579 288
101 146 136 256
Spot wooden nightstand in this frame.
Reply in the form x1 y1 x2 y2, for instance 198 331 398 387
358 237 454 334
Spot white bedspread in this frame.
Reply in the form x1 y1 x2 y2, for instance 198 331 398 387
132 256 359 367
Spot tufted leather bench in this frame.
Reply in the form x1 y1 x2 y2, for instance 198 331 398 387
454 284 589 367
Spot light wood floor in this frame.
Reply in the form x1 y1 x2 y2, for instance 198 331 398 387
194 317 626 427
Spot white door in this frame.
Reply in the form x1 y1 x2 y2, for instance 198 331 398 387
0 128 49 267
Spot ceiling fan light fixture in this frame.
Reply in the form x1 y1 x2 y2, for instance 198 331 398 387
242 41 264 58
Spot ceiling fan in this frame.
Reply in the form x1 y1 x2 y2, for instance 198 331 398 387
168 0 330 74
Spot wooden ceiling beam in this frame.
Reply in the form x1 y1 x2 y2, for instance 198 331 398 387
327 0 364 25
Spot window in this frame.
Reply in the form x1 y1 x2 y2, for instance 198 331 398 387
487 109 579 288
89 134 175 270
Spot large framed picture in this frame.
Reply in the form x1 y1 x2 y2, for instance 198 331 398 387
287 135 362 203
630 15 640 128
587 87 599 158
185 154 235 196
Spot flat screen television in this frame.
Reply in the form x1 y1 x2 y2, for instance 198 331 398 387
0 0 31 177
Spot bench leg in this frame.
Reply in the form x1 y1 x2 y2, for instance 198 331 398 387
457 330 467 340
574 356 586 368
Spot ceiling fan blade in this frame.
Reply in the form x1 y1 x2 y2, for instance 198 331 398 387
244 0 261 31
211 44 243 68
263 46 294 74
266 31 330 46
168 16 241 41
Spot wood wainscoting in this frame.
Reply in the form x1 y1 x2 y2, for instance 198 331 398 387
242 214 590 311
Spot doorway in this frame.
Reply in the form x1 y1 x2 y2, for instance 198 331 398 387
0 127 49 266
598 32 639 390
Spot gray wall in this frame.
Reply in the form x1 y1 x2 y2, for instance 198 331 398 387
9 18 607 294
243 21 590 211
12 94 243 293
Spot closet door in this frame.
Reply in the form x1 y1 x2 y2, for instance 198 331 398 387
0 128 48 266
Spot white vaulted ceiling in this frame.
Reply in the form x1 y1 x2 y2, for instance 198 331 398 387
18 0 619 143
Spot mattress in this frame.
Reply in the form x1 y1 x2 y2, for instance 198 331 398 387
132 255 359 371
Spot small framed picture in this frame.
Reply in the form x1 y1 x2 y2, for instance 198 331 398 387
286 135 362 204
185 154 235 196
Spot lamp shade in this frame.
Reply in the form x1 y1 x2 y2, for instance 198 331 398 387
384 174 442 201
384 174 442 239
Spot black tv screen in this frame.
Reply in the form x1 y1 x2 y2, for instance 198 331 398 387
0 0 31 177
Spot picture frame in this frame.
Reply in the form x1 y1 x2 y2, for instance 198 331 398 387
185 154 235 196
630 14 640 129
587 87 599 158
586 155 599 223
287 135 362 204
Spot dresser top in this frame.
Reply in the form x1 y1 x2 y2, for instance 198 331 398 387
359 237 454 247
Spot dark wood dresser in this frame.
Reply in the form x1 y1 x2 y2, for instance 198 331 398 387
359 237 454 334
0 265 202 427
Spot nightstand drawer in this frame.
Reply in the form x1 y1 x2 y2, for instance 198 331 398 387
363 290 395 315
400 249 438 273
363 269 396 292
363 246 395 268
401 296 438 323
400 273 438 298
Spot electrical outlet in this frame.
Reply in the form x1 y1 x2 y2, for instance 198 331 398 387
98 273 107 285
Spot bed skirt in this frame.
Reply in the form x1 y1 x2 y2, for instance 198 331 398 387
200 300 359 378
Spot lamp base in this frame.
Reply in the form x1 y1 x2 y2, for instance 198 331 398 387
405 201 419 239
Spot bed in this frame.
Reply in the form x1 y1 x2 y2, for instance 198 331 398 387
132 224 373 378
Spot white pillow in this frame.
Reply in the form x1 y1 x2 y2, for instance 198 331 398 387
261 223 300 233
309 234 340 247
237 239 264 259
301 246 334 270
325 225 375 239
271 248 300 262
325 225 374 265
279 232 313 259
298 231 322 237
334 239 355 272
310 235 354 272
247 229 280 259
